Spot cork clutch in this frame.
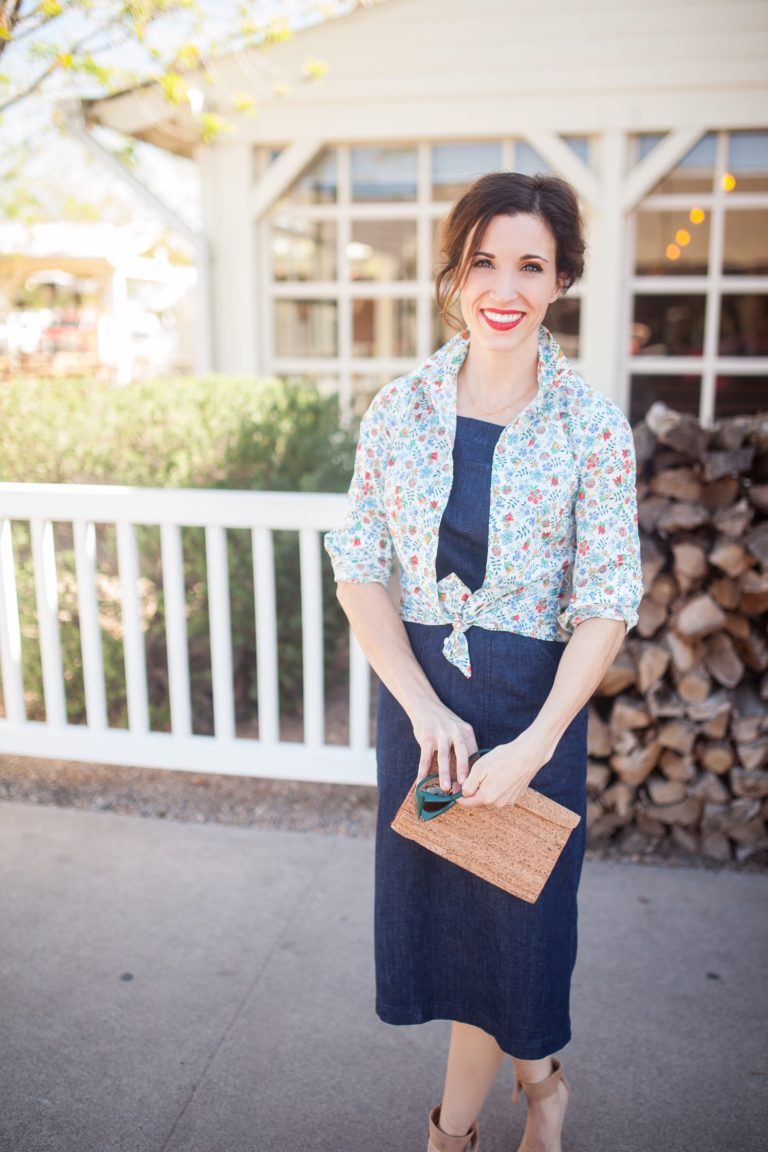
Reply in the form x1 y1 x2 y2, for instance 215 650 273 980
391 775 581 905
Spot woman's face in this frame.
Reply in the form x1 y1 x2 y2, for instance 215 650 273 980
459 213 563 355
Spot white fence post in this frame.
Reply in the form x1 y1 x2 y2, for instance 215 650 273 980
0 519 25 724
116 520 149 734
160 522 192 737
74 520 107 730
253 527 279 745
299 528 324 748
205 523 235 740
31 518 66 727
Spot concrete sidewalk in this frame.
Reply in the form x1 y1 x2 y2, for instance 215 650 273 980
0 801 765 1152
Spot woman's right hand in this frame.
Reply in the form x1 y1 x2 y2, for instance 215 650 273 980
411 702 478 792
334 583 477 792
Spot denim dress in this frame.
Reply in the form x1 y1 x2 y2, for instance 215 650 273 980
374 416 589 1060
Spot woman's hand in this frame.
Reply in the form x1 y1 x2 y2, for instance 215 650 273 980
457 728 551 808
411 702 478 792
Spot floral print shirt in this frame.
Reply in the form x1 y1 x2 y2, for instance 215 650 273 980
324 327 643 677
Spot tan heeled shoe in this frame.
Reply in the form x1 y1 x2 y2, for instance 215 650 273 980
512 1058 571 1152
427 1105 480 1152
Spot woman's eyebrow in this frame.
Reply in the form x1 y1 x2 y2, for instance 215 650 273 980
473 250 550 262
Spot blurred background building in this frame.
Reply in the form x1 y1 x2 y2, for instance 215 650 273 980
80 0 768 422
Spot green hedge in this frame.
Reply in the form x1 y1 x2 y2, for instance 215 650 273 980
0 376 357 732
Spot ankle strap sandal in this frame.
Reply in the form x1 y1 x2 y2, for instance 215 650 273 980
512 1057 571 1105
428 1105 480 1152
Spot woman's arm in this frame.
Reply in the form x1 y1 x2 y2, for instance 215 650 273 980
336 581 477 790
459 616 625 807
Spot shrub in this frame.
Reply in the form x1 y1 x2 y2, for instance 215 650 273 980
0 376 357 732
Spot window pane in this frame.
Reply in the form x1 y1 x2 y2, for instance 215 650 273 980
715 375 768 418
282 149 337 205
632 296 706 356
349 221 417 281
351 147 418 202
515 142 550 176
636 134 664 163
563 136 591 165
274 300 337 357
719 295 768 356
431 142 502 201
635 209 710 275
433 215 449 276
630 375 701 425
545 298 580 359
726 131 768 193
271 219 337 281
723 211 768 275
432 306 460 350
352 298 417 357
650 133 716 195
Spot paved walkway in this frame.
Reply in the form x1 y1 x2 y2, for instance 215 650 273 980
0 800 766 1152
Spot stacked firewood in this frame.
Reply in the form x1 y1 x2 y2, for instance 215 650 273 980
588 402 768 862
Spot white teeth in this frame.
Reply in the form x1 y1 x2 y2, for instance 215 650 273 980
483 310 523 323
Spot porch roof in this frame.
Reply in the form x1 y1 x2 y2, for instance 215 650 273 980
81 0 768 158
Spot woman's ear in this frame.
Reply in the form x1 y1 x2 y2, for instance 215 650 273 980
550 275 568 304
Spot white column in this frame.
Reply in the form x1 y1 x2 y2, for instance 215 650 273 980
200 143 258 375
579 130 627 409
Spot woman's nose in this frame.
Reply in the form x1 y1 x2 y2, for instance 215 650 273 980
490 268 521 303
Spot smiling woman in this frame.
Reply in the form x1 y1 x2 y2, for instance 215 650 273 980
325 171 643 1152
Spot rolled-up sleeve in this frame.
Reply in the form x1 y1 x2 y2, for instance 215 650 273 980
324 395 394 584
557 404 643 635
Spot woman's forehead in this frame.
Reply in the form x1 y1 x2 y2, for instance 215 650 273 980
469 213 556 255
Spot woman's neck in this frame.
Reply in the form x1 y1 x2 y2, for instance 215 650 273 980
457 336 540 424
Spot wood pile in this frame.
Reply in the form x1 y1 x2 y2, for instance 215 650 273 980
588 402 768 863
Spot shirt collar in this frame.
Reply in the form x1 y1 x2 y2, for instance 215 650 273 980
418 324 569 425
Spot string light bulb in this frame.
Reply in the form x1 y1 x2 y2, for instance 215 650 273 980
690 207 706 224
722 172 736 192
666 243 681 261
676 229 691 246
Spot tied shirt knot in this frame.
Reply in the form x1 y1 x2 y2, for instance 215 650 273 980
437 573 494 678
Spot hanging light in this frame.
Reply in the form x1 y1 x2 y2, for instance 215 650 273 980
666 243 681 261
721 172 737 192
675 229 691 246
689 207 706 224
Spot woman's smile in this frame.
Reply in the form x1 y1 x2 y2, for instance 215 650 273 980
480 308 525 331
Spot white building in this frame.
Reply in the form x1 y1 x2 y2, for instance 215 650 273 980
82 0 768 424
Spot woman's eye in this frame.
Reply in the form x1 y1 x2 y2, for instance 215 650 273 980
472 258 493 268
522 263 544 273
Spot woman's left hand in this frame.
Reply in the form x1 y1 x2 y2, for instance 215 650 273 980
457 729 552 808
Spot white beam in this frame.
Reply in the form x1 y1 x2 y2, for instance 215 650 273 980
522 131 597 206
250 139 324 220
623 128 705 211
580 130 627 409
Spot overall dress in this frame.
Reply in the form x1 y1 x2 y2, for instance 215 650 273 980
374 415 589 1060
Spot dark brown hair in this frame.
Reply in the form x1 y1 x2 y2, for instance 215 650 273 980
434 171 586 329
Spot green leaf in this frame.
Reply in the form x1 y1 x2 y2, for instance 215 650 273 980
302 57 329 81
230 90 256 115
159 71 188 105
198 110 232 143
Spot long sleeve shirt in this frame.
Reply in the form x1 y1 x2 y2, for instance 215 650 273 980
324 327 644 678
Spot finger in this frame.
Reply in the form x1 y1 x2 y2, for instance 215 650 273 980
416 741 436 782
436 742 454 792
459 759 484 797
454 742 470 786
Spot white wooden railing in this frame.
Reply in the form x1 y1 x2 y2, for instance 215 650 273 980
0 483 376 784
